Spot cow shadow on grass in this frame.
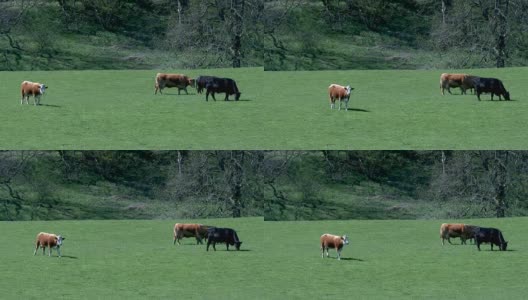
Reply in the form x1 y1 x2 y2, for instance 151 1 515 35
162 93 197 96
340 257 365 262
207 249 252 252
39 104 61 108
60 255 78 259
345 108 369 112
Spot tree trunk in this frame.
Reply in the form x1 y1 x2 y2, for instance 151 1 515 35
441 0 447 25
231 0 244 68
494 0 509 68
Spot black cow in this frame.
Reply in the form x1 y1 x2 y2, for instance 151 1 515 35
206 227 242 251
195 75 217 94
474 227 508 251
205 77 241 101
473 77 510 101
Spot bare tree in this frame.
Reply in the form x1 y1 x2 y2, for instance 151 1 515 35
0 0 35 69
0 151 36 220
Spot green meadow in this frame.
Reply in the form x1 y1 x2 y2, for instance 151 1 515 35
1 217 527 299
1 67 527 149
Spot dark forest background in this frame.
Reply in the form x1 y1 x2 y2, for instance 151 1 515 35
265 0 528 70
1 0 263 70
2 151 528 221
2 1 528 71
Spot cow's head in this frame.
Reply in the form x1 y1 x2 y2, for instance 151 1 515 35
40 84 47 94
504 91 510 100
56 235 65 246
500 241 508 251
342 235 349 245
189 79 196 88
235 241 242 250
235 92 241 101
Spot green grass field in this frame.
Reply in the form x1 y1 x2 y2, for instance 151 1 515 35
1 217 527 298
1 67 527 149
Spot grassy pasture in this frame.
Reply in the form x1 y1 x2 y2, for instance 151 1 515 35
1 217 527 299
1 67 527 149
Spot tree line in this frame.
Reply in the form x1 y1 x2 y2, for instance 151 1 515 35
2 150 528 221
264 0 528 69
3 1 528 70
1 0 263 70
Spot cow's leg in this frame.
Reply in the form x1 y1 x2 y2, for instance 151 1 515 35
491 244 494 251
206 91 210 101
226 244 229 251
212 93 216 101
447 237 453 244
338 99 341 111
57 247 61 257
461 238 466 245
477 241 481 251
336 249 341 260
224 94 229 101
206 241 211 251
49 247 52 257
34 242 40 255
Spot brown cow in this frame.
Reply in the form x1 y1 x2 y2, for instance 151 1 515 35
21 81 47 105
440 73 478 95
34 232 65 257
155 73 195 95
173 223 210 245
440 223 480 245
328 84 353 111
320 233 349 260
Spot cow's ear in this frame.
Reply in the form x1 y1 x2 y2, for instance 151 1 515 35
62 237 65 240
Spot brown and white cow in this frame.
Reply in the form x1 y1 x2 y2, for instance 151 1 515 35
320 233 349 260
154 73 195 95
328 84 353 111
440 73 478 95
440 223 480 245
33 232 65 257
21 81 47 105
173 223 210 245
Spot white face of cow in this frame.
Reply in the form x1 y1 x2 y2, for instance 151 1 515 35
342 235 349 245
345 85 351 96
39 84 47 94
56 235 64 246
